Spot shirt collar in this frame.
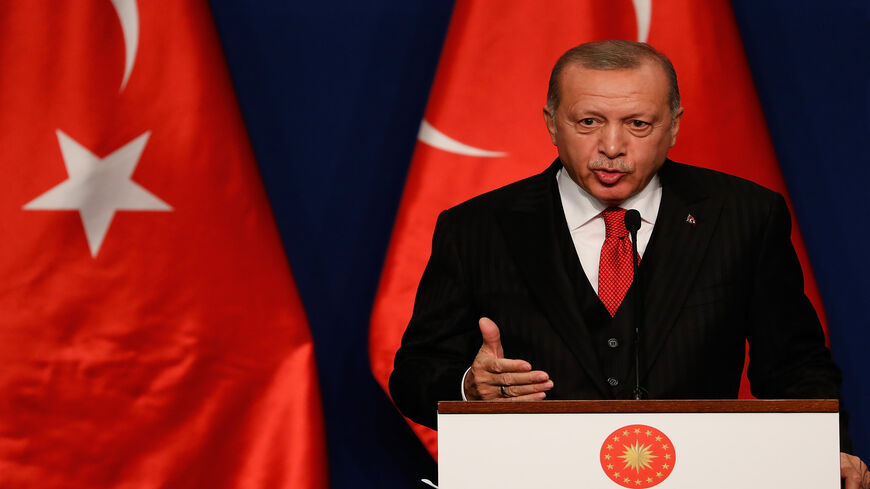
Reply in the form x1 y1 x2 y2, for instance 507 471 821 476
557 166 662 231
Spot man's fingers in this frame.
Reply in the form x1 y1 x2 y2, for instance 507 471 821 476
504 391 548 401
861 459 870 489
840 453 868 489
478 317 503 357
496 369 549 387
479 356 532 374
500 380 554 397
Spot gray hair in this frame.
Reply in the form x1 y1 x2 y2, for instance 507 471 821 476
546 40 681 117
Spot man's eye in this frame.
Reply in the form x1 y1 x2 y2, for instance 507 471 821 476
630 120 650 129
579 118 597 126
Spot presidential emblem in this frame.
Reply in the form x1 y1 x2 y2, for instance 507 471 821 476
600 424 676 488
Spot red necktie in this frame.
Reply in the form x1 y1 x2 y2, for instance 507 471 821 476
598 207 636 317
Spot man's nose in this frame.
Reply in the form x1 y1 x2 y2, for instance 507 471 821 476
598 124 626 159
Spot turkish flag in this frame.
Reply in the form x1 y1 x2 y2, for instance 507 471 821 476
0 2 327 488
370 0 828 458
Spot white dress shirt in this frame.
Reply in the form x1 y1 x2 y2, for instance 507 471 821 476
461 167 663 399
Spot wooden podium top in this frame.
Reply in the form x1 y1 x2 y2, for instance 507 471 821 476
438 399 838 414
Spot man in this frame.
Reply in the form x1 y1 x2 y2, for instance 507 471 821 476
389 40 868 487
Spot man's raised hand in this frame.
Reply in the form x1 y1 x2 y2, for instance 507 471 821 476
463 317 554 400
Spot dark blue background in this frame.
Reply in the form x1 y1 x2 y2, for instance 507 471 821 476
208 2 869 487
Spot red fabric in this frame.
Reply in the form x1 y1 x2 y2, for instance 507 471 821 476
0 2 327 488
369 0 828 459
599 208 635 317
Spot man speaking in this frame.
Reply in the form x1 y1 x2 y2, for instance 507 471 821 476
389 40 867 487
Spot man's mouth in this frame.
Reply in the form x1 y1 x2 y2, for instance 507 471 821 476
593 169 625 186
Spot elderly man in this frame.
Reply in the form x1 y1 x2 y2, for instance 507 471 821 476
389 40 867 487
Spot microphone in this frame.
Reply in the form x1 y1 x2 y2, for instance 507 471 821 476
624 209 646 400
624 209 641 235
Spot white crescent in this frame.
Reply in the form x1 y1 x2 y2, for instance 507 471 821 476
632 0 652 43
417 120 506 158
418 0 653 157
110 0 139 91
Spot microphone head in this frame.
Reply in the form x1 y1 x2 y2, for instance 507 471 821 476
624 209 641 232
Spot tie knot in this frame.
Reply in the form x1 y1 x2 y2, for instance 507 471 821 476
602 207 628 238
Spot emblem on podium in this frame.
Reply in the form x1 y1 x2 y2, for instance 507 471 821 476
600 424 676 488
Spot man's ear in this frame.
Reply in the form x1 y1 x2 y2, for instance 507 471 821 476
543 106 557 145
669 107 684 147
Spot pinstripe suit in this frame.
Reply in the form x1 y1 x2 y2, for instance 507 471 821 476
389 159 842 431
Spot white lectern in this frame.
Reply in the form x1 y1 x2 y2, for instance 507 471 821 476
437 400 839 489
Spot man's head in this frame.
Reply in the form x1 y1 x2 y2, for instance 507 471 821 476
543 40 683 206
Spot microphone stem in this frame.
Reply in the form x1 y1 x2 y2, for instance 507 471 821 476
629 227 643 400
624 208 644 400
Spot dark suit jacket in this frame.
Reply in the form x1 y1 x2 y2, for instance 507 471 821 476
389 159 842 432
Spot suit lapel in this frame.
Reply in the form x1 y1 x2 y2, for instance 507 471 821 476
495 162 610 397
640 161 723 378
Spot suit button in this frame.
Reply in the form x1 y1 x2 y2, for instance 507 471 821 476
607 338 619 348
607 377 619 386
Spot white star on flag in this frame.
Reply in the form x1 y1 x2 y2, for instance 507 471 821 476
24 130 172 257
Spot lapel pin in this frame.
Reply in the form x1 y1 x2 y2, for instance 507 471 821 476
686 214 696 226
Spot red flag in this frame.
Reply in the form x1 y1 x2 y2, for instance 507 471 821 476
370 0 828 458
0 2 327 487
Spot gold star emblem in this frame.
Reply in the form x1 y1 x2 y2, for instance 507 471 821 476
624 477 631 483
614 436 621 442
656 472 663 478
614 472 620 477
607 444 613 450
655 436 662 441
661 443 669 450
646 477 653 483
607 464 614 470
605 454 611 460
665 454 671 460
634 428 641 434
623 430 629 436
645 430 652 436
661 463 670 470
634 479 641 485
619 441 658 472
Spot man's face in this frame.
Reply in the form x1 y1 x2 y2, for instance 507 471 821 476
543 61 682 206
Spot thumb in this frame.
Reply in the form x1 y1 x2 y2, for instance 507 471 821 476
478 317 503 358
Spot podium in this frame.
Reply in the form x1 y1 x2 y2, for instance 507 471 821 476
437 400 840 489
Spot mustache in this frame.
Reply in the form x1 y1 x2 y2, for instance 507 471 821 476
589 157 633 172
